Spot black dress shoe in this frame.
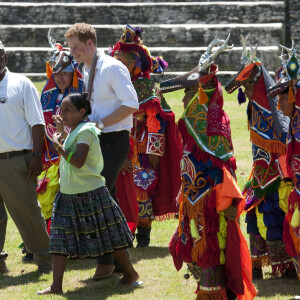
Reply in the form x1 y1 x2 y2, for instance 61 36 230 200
22 253 34 262
252 268 263 280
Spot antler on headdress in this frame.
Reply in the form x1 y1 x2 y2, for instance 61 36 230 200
48 28 57 51
279 40 295 55
240 33 250 64
199 33 234 72
250 44 258 63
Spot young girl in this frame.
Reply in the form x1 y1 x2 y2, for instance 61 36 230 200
37 93 140 295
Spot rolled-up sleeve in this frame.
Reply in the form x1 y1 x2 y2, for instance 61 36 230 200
23 79 45 127
109 63 139 109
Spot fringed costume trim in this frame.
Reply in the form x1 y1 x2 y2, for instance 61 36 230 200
271 260 295 276
179 186 211 262
251 256 270 269
138 218 152 229
155 212 176 221
196 288 227 300
250 129 287 156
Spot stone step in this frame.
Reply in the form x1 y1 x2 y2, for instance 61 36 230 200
0 23 284 48
0 2 285 25
5 46 280 74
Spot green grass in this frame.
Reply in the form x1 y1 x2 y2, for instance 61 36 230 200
0 82 298 299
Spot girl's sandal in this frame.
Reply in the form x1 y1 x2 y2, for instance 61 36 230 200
36 287 63 295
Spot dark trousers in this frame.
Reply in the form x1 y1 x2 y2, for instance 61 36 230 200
97 130 130 265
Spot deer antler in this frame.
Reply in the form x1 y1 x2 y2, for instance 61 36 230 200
279 47 289 67
240 33 250 64
199 33 234 72
279 40 295 54
205 32 224 56
48 28 57 50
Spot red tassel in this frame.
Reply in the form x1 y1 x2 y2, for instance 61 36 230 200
288 82 296 103
198 84 208 105
73 71 79 89
36 178 49 194
46 61 52 79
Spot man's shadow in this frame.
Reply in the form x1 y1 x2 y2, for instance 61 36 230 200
0 271 47 289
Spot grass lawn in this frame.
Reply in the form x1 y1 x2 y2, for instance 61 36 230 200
0 81 298 299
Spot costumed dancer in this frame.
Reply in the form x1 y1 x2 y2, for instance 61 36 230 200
111 25 182 247
225 34 294 279
164 34 257 300
267 41 300 278
38 29 83 230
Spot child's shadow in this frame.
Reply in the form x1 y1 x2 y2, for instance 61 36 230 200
63 274 144 300
64 246 170 272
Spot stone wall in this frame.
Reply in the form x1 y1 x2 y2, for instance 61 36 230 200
0 0 298 84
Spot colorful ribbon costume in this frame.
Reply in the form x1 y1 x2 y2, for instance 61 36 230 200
164 34 257 300
112 25 182 246
225 36 293 278
267 43 300 278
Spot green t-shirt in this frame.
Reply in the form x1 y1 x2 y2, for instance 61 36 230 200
59 123 105 194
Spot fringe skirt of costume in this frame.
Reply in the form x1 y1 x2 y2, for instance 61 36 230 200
49 186 133 258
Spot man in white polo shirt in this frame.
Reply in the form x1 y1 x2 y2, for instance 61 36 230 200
65 23 139 279
0 41 52 274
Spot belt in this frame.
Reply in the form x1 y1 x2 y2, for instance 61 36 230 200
0 150 31 160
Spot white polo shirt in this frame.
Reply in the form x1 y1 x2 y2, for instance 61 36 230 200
0 69 45 153
83 51 139 133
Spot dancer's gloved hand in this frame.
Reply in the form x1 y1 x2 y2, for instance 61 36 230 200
120 158 133 175
223 205 237 220
148 154 160 169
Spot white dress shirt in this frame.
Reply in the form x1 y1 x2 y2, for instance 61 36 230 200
0 69 45 153
83 51 139 133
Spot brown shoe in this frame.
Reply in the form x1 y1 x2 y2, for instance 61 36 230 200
93 264 115 281
0 258 9 274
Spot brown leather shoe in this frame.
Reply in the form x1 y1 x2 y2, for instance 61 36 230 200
93 264 115 281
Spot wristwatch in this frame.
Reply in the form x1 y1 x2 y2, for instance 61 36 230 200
97 120 105 130
32 152 42 158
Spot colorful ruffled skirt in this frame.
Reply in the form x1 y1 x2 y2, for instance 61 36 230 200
49 186 133 258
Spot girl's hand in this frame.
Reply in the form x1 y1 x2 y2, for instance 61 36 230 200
53 115 64 134
52 132 63 150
